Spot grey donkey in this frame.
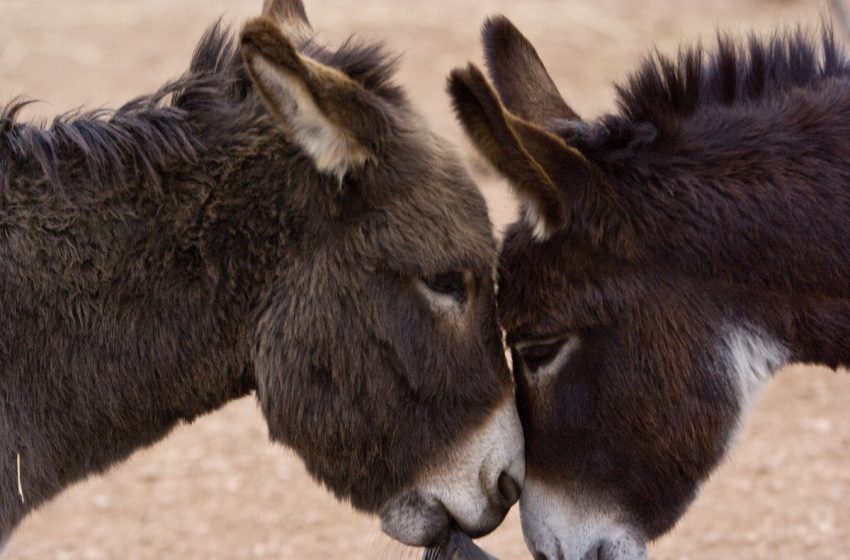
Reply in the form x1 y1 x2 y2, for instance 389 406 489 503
0 0 524 550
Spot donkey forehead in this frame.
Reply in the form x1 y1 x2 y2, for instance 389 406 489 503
274 126 496 275
380 202 497 275
371 145 498 273
497 232 619 334
284 185 496 282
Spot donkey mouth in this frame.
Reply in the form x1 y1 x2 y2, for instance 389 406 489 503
422 530 500 560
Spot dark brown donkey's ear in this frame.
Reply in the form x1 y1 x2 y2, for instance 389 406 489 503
241 17 388 179
482 15 579 125
448 64 597 240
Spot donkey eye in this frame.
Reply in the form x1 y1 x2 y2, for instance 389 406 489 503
422 271 466 303
518 338 569 373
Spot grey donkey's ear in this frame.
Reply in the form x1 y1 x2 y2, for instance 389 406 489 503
449 64 599 241
241 17 388 179
482 15 579 125
262 0 312 43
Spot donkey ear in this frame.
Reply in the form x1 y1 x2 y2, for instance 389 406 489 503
241 17 386 179
482 15 579 125
261 0 312 42
449 64 597 240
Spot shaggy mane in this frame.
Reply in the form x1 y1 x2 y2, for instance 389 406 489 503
557 25 850 155
0 21 401 191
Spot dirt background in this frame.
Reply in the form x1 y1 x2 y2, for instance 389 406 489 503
1 0 848 558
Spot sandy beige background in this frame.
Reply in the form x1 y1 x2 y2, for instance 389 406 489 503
1 0 848 558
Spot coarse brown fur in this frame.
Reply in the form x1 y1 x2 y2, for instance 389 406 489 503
0 2 516 545
451 15 850 551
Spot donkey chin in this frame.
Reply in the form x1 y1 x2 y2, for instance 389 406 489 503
379 398 526 547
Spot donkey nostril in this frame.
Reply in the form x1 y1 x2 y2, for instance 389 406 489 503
533 553 549 560
581 543 603 560
497 471 521 508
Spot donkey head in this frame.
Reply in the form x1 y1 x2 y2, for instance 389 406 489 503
238 1 523 547
448 17 786 559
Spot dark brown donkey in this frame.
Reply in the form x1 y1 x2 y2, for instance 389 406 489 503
0 1 526 551
449 16 850 560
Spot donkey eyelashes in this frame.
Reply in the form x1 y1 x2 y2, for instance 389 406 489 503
518 339 565 372
515 334 581 376
423 271 467 303
417 270 475 316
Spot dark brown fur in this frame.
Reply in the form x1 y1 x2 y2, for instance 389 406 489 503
0 6 515 545
452 15 850 550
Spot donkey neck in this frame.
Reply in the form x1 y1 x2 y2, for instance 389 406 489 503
687 87 850 370
593 83 850 385
0 131 298 538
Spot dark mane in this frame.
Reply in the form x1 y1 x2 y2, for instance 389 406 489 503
556 25 850 155
0 21 401 191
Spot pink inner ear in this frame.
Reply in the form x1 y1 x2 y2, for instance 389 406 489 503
247 54 372 179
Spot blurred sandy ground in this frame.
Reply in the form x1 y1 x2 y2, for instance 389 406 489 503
1 0 848 558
